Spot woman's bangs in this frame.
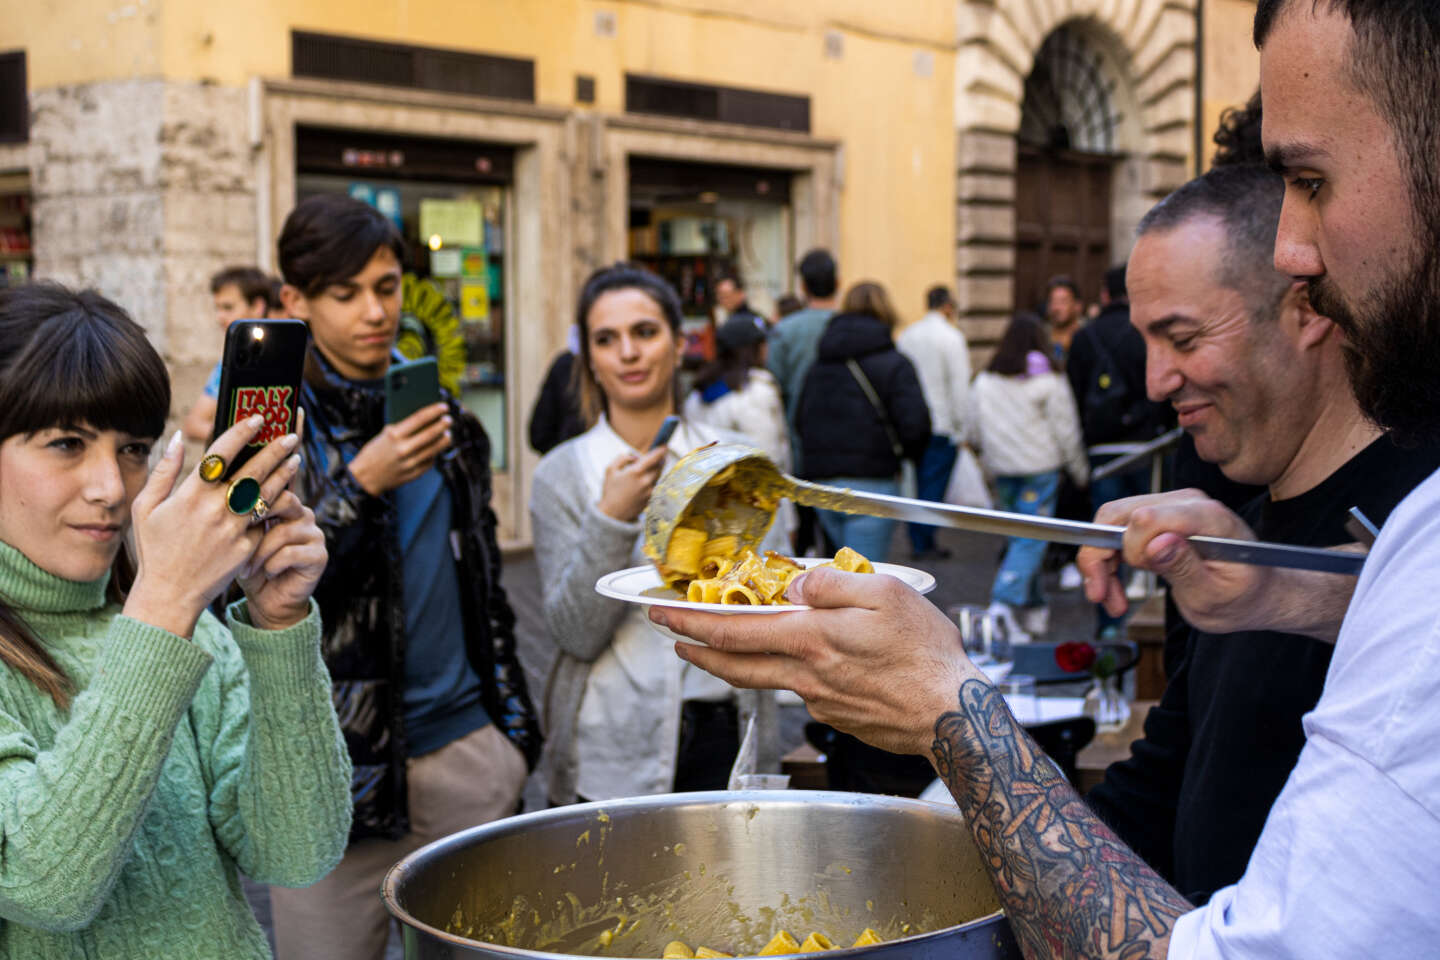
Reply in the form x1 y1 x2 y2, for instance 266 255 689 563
1 314 171 440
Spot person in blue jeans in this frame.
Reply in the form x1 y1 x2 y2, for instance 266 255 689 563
992 471 1061 609
970 314 1088 639
896 285 972 560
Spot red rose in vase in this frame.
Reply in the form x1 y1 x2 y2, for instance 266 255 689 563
1055 641 1098 674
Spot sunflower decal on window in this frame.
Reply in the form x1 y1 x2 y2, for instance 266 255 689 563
397 272 467 396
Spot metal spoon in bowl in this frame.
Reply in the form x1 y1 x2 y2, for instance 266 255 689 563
642 442 1366 576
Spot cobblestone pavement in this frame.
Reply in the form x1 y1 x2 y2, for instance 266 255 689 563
247 522 1100 957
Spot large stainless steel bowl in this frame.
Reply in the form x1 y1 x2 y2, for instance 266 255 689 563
383 791 1019 959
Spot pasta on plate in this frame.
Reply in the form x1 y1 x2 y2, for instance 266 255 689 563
659 534 873 607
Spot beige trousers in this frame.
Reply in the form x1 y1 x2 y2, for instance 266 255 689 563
270 723 528 960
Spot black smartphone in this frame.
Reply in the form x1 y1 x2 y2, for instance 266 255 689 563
210 319 310 480
385 356 441 424
649 414 681 450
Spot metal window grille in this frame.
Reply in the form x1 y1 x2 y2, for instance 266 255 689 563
0 51 27 144
625 74 809 133
292 32 534 102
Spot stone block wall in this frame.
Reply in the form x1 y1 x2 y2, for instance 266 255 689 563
29 80 256 419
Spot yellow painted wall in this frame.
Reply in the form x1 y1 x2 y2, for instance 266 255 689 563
8 0 955 322
1201 0 1261 168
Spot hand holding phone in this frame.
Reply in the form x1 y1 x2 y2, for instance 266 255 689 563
210 319 310 480
349 401 452 496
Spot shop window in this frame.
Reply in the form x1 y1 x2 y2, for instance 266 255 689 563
297 127 515 470
293 32 534 102
0 173 32 287
627 157 793 366
0 51 26 143
625 75 809 133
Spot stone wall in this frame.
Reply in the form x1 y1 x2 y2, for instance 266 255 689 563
29 80 256 417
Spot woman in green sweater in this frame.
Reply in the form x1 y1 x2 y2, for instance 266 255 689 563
0 283 352 958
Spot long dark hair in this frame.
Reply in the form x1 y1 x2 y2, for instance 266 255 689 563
694 340 764 395
571 263 684 426
0 283 170 707
987 312 1053 376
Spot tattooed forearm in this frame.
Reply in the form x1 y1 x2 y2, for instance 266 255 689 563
932 679 1192 960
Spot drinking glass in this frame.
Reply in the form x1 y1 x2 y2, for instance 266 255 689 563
999 674 1038 724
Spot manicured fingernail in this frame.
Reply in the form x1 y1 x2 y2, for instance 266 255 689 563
287 453 302 470
248 415 265 428
649 608 669 627
282 433 300 451
166 430 182 454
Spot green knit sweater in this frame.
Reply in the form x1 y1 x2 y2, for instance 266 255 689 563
0 540 352 958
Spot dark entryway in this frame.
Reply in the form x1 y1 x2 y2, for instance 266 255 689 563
1013 146 1116 311
1013 23 1125 310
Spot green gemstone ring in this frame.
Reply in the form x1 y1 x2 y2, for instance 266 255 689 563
226 476 262 516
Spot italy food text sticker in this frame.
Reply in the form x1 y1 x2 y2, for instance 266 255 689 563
232 386 294 445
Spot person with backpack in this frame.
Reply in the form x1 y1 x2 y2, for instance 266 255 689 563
1065 264 1173 634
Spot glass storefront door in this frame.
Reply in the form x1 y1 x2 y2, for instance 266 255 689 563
296 128 513 470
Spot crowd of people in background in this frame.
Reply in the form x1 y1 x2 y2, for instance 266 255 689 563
12 2 1437 954
520 242 1169 643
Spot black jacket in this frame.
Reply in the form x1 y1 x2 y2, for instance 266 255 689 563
298 348 542 842
1066 303 1173 445
1087 433 1440 902
795 312 931 479
527 350 585 455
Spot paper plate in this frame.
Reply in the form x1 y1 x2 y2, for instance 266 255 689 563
594 558 937 645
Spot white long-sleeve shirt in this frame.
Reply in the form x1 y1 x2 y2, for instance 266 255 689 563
1168 464 1440 957
970 370 1088 486
896 311 971 441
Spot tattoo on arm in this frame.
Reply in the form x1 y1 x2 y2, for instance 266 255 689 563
932 679 1192 959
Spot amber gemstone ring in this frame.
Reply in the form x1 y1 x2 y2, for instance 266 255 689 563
198 454 226 483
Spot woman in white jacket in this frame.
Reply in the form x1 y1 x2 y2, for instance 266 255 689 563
529 265 783 805
971 312 1089 638
683 313 796 541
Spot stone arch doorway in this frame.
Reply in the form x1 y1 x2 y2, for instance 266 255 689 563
1013 24 1127 314
953 0 1195 350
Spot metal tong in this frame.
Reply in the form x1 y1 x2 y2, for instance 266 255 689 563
643 443 1367 577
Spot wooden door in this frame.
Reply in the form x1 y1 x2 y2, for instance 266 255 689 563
1013 146 1116 312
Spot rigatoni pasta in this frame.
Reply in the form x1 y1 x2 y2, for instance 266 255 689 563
664 542 874 607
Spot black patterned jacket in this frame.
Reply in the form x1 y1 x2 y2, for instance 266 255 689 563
297 347 541 842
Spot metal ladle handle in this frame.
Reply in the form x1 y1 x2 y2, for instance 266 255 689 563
783 479 1366 576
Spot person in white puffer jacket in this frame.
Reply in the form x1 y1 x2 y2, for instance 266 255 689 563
970 312 1089 639
684 313 797 538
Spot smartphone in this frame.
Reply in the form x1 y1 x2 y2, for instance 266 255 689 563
385 356 441 424
649 414 681 450
210 319 310 480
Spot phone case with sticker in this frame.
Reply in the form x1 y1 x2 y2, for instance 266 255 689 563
210 319 311 480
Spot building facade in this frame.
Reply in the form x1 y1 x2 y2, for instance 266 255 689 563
0 0 1259 545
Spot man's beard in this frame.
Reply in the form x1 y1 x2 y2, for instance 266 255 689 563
1308 241 1440 447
